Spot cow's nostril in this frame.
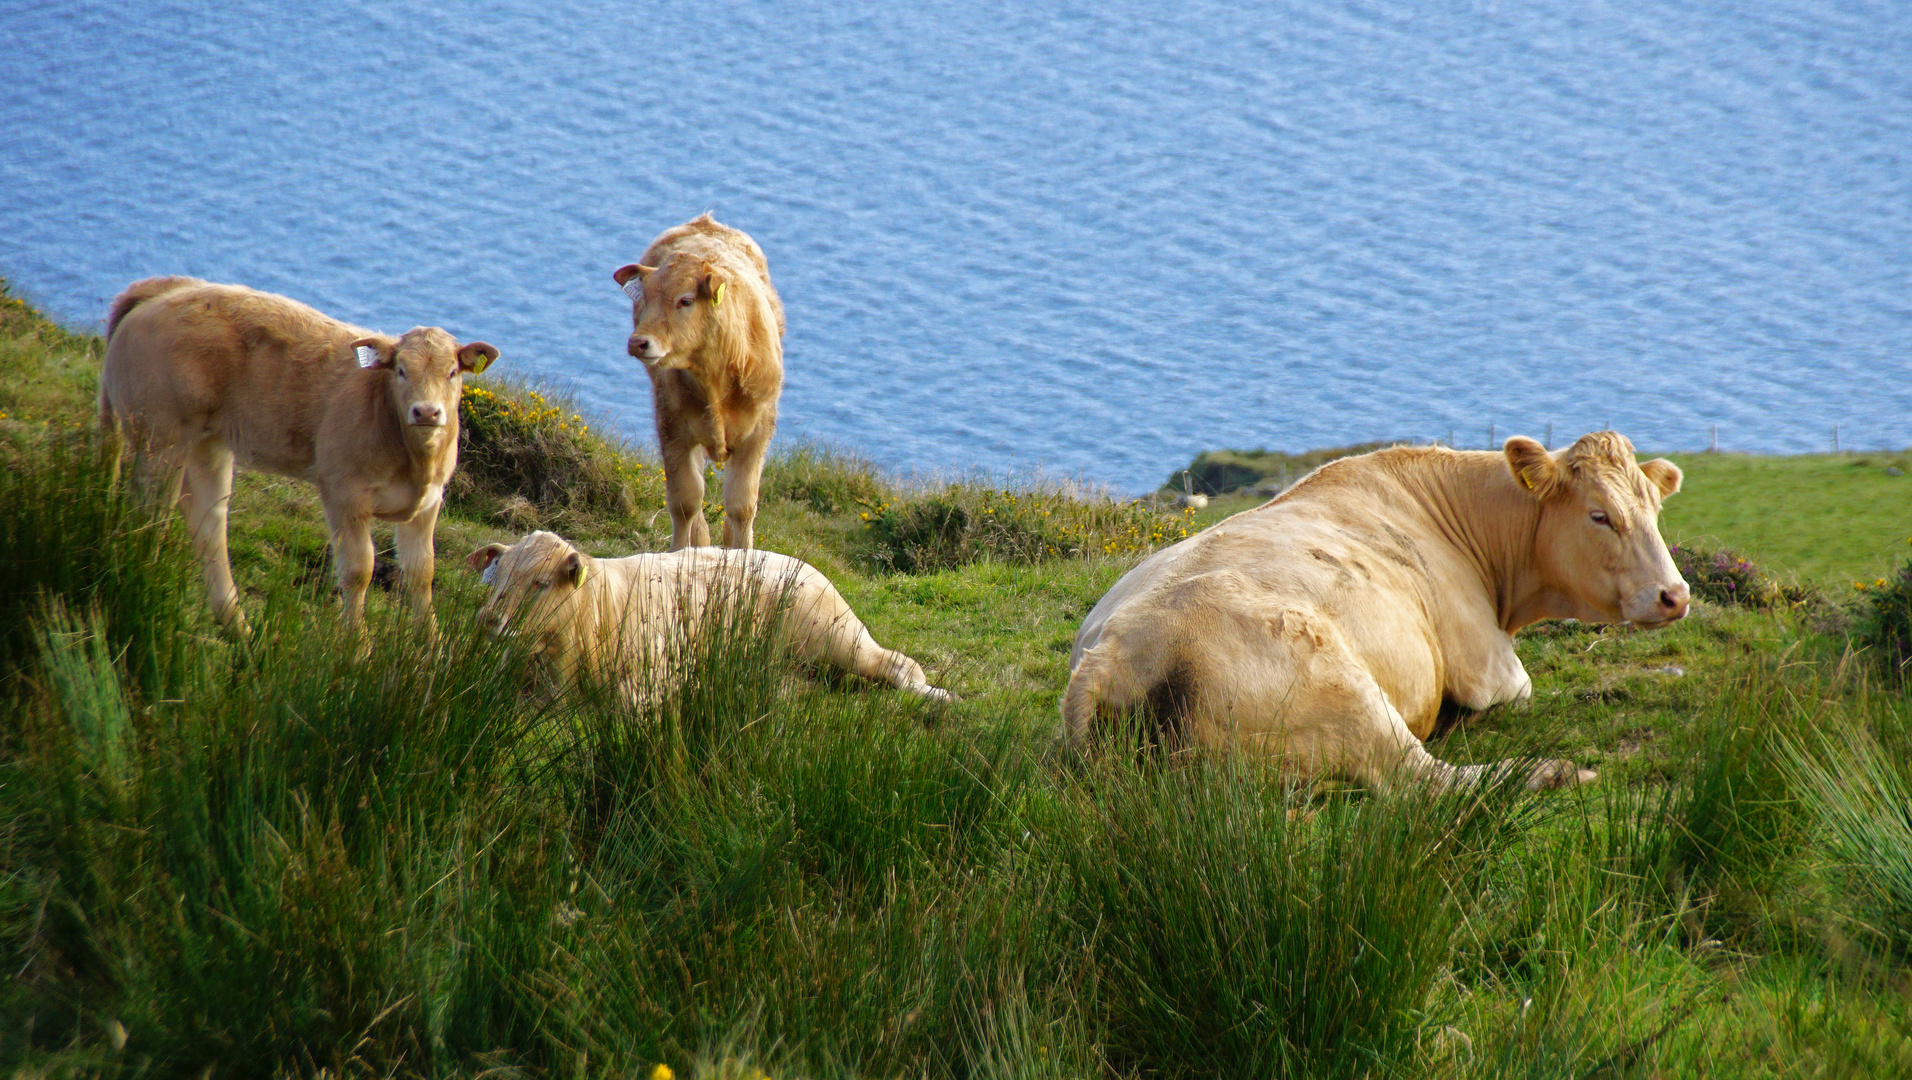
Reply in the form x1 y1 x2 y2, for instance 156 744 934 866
1661 589 1683 610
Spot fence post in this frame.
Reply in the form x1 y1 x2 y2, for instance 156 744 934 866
1709 424 1718 452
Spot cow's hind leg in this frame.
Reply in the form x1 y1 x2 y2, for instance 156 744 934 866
179 438 248 636
787 588 952 702
1275 661 1590 793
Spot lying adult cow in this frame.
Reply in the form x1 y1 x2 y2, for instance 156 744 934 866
467 531 952 703
99 277 497 634
1063 432 1688 790
613 214 784 551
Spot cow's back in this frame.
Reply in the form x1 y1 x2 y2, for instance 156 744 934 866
102 280 369 476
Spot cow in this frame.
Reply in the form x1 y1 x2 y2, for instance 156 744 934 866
99 276 497 635
613 214 784 551
1061 432 1689 791
466 531 953 703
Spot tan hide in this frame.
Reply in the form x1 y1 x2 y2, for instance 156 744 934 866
99 277 497 633
613 214 785 551
467 531 951 703
1062 432 1688 791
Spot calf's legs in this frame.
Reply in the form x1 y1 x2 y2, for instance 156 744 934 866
720 423 772 550
324 501 376 627
661 438 711 551
393 501 441 628
179 438 248 635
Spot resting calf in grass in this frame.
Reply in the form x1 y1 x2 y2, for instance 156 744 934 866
99 277 497 634
467 531 952 702
1063 432 1689 791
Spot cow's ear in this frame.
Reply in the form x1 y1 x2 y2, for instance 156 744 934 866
350 337 396 370
458 341 499 374
700 265 726 309
562 551 589 587
1504 436 1563 499
1639 457 1683 499
466 543 508 573
613 263 654 301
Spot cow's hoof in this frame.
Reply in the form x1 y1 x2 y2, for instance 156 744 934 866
1526 759 1597 791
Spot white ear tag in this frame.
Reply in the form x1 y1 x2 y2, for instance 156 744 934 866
355 345 380 368
482 562 498 586
622 279 644 301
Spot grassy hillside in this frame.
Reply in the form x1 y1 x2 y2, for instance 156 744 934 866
1657 451 1912 587
5 277 1912 1079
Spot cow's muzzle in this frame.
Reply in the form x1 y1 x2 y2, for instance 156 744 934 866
1623 580 1690 626
627 334 668 363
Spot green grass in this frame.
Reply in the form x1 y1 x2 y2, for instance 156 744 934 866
1656 451 1912 588
6 278 1912 1077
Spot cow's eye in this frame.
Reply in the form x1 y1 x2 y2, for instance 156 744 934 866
396 367 409 380
676 294 694 309
1590 509 1612 528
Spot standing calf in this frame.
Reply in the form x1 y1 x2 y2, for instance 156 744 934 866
99 277 497 634
614 214 784 550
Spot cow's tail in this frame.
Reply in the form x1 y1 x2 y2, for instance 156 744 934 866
1060 633 1183 749
104 276 199 342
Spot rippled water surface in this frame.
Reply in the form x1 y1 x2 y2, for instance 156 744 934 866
3 0 1908 490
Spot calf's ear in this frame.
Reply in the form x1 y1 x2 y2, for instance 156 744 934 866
700 264 726 308
1504 436 1563 499
1639 458 1683 498
349 337 396 370
458 341 499 374
613 264 655 301
563 551 589 587
466 543 509 573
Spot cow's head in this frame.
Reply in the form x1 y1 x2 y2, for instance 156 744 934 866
350 327 497 444
612 257 728 370
1507 431 1689 628
466 531 593 647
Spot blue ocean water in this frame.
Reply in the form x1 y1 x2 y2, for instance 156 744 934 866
2 0 1908 492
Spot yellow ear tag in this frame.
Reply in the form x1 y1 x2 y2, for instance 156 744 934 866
710 281 725 309
576 561 589 586
1520 470 1535 491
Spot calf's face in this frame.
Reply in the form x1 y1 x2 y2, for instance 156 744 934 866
467 531 590 642
1509 433 1690 628
612 259 726 369
351 327 498 438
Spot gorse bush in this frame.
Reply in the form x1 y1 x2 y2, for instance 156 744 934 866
861 483 1193 573
455 378 662 521
1850 556 1912 680
1667 542 1822 609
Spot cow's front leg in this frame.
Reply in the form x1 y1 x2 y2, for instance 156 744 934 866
1445 627 1533 711
720 422 772 550
661 436 711 550
325 501 376 628
394 500 441 632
